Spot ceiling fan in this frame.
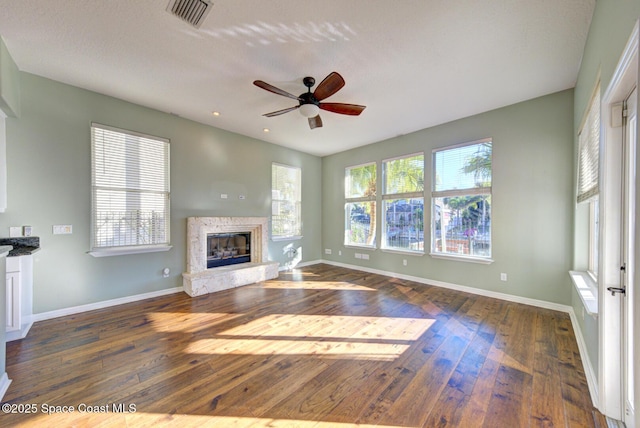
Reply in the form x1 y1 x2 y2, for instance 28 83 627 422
253 72 366 129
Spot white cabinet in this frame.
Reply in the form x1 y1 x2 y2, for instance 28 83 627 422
5 255 32 341
5 271 19 331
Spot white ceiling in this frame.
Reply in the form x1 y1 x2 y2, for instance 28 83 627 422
0 0 594 157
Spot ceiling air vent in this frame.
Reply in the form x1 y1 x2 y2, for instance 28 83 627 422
166 0 213 28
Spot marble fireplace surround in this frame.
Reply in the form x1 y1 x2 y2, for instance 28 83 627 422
182 217 279 297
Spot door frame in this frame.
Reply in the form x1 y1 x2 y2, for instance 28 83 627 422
622 85 637 427
600 19 639 422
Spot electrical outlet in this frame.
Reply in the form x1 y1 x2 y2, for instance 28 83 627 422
362 253 370 260
324 249 332 255
500 273 508 281
9 226 22 237
338 250 342 256
355 253 362 259
403 259 407 266
220 194 228 199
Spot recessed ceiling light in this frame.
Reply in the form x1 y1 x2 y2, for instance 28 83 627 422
212 111 220 116
263 128 270 133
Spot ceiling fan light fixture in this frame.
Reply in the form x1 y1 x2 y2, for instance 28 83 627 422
299 103 320 118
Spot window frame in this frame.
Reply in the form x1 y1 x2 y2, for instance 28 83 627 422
588 196 599 279
430 138 493 263
381 152 425 254
576 83 601 282
344 161 377 248
89 123 171 257
271 162 302 241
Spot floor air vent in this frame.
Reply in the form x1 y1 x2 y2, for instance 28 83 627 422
166 0 212 28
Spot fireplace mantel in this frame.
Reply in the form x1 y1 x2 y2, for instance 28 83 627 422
182 217 279 296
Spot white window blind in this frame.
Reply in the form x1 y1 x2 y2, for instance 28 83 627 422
346 163 377 199
577 87 601 203
271 163 302 239
382 153 425 252
383 153 424 196
91 124 170 252
433 141 492 195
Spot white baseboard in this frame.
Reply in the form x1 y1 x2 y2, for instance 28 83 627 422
5 321 33 342
306 259 600 408
31 287 184 323
567 308 600 409
279 259 323 271
0 372 11 402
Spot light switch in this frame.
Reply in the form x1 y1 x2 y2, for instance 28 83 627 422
53 225 73 235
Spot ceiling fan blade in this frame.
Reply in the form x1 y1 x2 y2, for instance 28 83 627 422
319 103 366 116
313 72 345 101
253 80 302 101
263 105 300 117
308 115 323 129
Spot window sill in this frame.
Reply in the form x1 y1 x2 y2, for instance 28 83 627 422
429 252 494 265
344 244 376 251
381 248 424 256
569 271 598 316
88 245 172 258
272 235 303 242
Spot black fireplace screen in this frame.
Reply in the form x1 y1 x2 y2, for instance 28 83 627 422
207 232 251 269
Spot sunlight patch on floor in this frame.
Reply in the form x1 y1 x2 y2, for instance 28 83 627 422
219 314 434 341
122 413 405 427
261 280 376 291
183 314 434 360
186 337 412 360
20 412 405 427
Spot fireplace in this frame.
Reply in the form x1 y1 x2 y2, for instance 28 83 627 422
207 232 251 268
183 217 279 297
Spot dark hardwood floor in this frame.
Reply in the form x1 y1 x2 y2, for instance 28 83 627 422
2 264 605 427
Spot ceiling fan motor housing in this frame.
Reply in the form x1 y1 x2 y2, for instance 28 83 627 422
298 90 320 117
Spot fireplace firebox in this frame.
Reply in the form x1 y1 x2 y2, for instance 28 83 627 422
207 232 251 268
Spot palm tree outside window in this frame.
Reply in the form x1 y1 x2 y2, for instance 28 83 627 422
345 162 377 247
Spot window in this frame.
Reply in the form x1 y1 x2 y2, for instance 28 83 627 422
431 139 492 260
577 85 600 278
589 197 599 278
382 153 424 253
271 163 302 239
345 162 377 247
90 124 170 256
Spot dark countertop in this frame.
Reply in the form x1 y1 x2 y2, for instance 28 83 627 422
0 237 40 257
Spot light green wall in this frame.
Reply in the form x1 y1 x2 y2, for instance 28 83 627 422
322 89 575 305
2 73 322 314
0 37 20 117
572 0 640 380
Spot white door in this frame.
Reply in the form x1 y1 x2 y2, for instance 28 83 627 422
622 87 636 427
